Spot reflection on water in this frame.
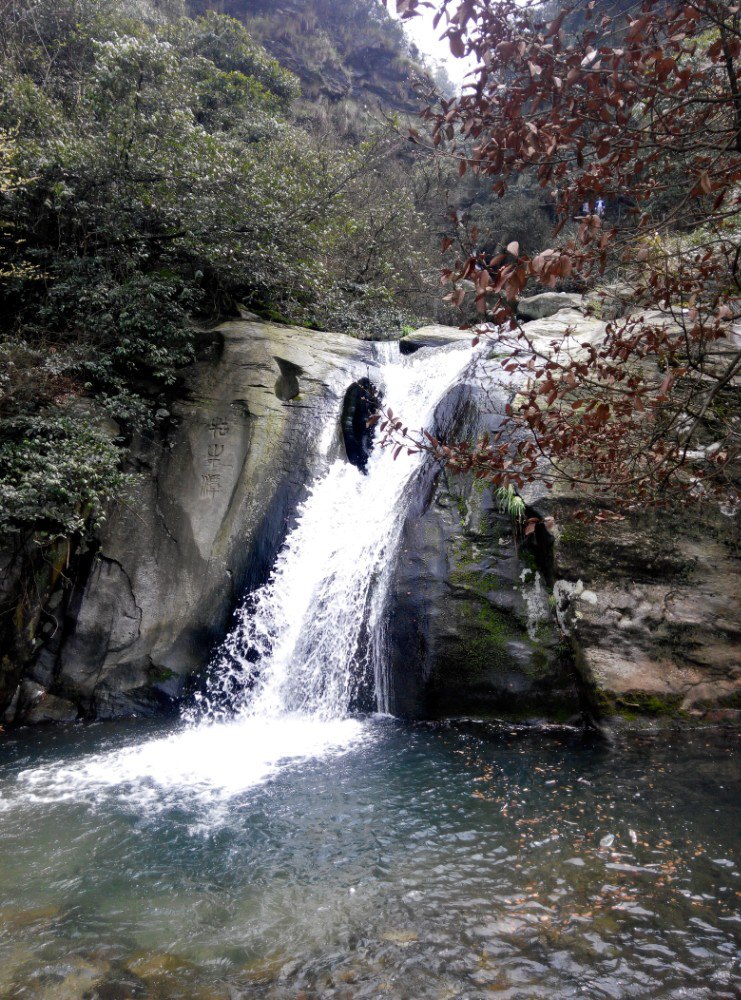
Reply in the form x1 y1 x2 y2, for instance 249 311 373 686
0 718 738 998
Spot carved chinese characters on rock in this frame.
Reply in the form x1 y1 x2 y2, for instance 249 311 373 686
201 418 230 500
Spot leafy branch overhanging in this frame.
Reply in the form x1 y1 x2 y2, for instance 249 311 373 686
381 0 740 514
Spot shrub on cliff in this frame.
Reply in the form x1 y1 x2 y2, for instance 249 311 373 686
0 0 435 540
0 413 127 536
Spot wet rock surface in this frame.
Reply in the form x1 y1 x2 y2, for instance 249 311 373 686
388 468 739 724
385 375 582 721
388 313 739 725
385 475 581 720
2 321 375 722
16 681 79 724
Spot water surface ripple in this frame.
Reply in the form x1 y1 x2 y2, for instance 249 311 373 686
0 719 738 999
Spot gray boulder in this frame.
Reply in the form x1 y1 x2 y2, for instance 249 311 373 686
517 292 584 321
399 324 474 355
14 320 376 719
15 681 78 724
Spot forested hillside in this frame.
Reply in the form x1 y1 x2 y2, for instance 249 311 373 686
190 0 428 111
0 0 445 542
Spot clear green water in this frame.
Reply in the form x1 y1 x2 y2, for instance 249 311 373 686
0 717 738 999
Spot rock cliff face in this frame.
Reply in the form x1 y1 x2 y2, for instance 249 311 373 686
3 321 375 723
383 371 583 721
384 468 583 721
2 312 738 728
190 0 425 113
388 312 740 727
550 505 740 721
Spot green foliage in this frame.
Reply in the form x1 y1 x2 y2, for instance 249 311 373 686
0 128 38 280
167 10 299 107
0 0 439 539
35 265 199 420
0 412 128 536
496 485 526 522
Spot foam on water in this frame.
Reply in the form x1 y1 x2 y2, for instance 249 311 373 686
5 715 367 817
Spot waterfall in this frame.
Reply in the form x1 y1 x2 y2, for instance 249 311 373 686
194 340 478 723
7 339 480 815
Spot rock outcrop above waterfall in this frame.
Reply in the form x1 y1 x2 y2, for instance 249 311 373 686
2 321 375 723
399 325 474 355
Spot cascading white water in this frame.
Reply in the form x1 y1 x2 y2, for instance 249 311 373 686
7 340 480 816
195 339 479 723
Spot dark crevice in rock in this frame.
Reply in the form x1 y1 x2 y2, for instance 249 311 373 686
399 339 422 355
522 503 602 731
520 509 556 588
273 356 303 401
341 377 381 473
564 633 604 733
43 539 100 689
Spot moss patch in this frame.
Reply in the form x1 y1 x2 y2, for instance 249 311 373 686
148 665 177 683
449 537 502 595
557 521 590 547
596 688 688 719
450 564 501 594
476 603 512 643
436 600 517 682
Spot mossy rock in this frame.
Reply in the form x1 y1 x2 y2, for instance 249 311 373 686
595 688 687 719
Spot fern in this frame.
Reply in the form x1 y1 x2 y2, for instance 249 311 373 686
495 485 525 522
